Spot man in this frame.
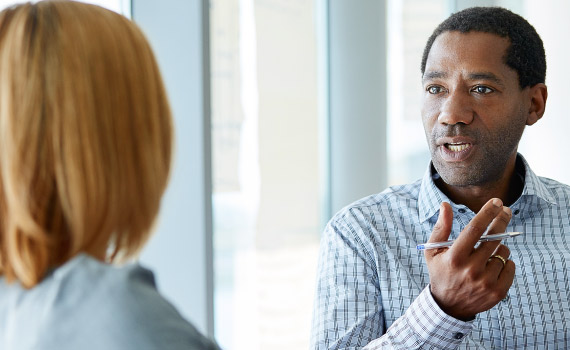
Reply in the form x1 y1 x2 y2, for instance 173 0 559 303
311 7 569 349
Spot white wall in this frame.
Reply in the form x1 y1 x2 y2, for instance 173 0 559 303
518 1 570 184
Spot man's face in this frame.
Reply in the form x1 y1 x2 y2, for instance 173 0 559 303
422 31 531 187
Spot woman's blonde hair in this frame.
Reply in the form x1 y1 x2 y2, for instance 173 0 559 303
0 1 173 288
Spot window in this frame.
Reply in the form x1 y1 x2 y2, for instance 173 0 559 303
516 1 570 185
386 0 448 186
210 0 321 348
207 0 570 348
78 0 130 14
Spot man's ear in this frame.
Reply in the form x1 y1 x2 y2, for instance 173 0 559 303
526 83 547 126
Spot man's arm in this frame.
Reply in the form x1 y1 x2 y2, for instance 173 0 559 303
310 198 514 349
310 219 385 349
362 285 474 349
310 216 474 349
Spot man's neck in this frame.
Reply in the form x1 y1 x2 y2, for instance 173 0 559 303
434 157 525 213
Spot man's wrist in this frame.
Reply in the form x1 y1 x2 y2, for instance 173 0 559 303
403 286 474 347
428 284 477 321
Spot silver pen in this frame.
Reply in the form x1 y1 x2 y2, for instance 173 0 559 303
416 232 522 250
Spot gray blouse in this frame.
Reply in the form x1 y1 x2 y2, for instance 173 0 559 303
0 254 220 350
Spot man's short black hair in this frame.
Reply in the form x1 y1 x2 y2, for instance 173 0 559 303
421 7 546 88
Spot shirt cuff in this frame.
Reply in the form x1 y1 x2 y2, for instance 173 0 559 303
404 285 474 348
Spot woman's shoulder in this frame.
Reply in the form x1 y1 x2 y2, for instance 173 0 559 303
0 254 220 350
58 254 220 349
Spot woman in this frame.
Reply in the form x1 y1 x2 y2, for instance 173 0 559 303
0 1 219 349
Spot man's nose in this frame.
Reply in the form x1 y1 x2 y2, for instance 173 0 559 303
437 91 474 125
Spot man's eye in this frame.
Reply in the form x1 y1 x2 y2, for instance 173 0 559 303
472 86 494 94
427 86 444 94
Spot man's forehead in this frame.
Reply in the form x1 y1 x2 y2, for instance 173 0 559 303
428 31 510 58
423 31 514 81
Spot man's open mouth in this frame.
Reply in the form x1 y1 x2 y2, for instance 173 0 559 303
445 142 472 152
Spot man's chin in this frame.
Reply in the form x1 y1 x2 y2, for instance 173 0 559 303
440 177 482 187
433 162 487 187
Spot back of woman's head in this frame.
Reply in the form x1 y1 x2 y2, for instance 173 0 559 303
0 1 173 288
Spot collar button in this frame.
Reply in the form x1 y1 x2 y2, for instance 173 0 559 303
453 332 465 340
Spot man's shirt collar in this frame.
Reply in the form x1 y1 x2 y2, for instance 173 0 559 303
417 153 556 223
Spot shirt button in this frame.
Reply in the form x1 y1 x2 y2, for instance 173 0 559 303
458 208 466 213
453 332 465 340
513 209 520 215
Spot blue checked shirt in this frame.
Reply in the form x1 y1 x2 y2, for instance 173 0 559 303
311 154 570 349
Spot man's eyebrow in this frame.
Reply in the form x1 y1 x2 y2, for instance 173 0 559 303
422 71 506 87
468 72 505 86
422 71 446 82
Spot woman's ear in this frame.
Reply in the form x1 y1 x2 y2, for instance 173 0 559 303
526 83 547 126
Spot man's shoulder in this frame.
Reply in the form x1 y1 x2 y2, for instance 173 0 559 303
537 175 570 189
535 175 570 200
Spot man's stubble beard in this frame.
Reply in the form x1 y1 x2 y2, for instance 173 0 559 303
428 121 526 187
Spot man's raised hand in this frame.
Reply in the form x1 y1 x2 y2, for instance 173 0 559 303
425 198 515 321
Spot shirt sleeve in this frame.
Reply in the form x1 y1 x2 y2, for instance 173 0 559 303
363 286 474 349
310 217 474 350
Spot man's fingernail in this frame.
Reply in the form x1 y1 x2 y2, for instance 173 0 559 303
492 198 502 207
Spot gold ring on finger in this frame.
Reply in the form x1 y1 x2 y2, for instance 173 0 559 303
489 254 507 267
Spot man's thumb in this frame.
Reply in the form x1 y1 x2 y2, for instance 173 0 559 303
428 202 453 243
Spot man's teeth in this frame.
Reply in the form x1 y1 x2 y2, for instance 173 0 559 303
447 143 471 152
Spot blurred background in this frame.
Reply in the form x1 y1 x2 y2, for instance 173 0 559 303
1 0 568 349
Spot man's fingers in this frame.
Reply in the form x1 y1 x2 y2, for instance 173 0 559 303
425 202 453 260
426 200 516 320
427 202 453 243
493 247 516 300
482 256 515 304
486 206 512 235
492 244 511 261
450 198 503 254
473 206 512 259
497 259 516 290
484 244 511 276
